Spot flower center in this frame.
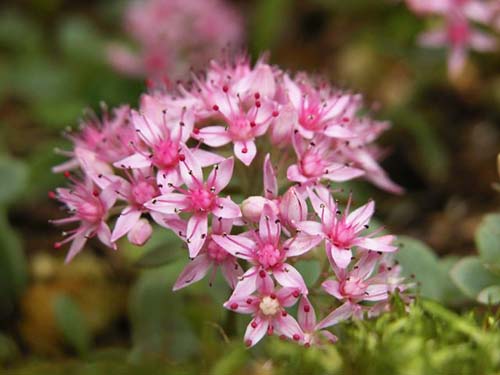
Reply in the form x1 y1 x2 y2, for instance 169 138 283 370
299 106 322 131
152 139 179 170
189 188 216 212
259 296 280 316
227 115 254 141
340 277 366 297
77 199 104 223
447 18 469 45
329 223 355 249
256 243 282 269
206 238 229 262
300 150 326 178
132 181 158 207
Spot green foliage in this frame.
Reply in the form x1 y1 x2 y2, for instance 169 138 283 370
53 294 92 356
476 214 500 267
395 236 465 304
0 156 28 205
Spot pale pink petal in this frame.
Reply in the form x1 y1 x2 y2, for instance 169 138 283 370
144 193 189 214
279 187 307 227
197 126 232 147
354 237 397 252
97 223 115 249
295 221 323 236
276 287 302 307
173 254 212 291
111 207 142 242
190 148 225 167
317 302 353 330
321 280 343 299
179 146 203 189
324 164 365 182
327 243 352 269
156 168 180 194
323 125 356 139
211 234 255 259
234 140 256 166
186 214 208 258
213 197 241 218
283 234 322 257
208 157 234 193
258 204 280 243
150 212 186 237
230 266 259 298
132 110 161 146
364 284 389 301
256 271 275 295
274 264 308 294
244 317 269 347
286 164 308 183
99 184 118 211
298 296 316 332
263 154 278 198
469 31 497 51
65 231 89 263
346 200 375 229
274 314 303 341
220 259 244 289
114 153 151 169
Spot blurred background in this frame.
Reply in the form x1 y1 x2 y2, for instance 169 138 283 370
0 0 499 374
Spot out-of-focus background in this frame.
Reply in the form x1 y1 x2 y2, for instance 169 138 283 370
0 0 499 374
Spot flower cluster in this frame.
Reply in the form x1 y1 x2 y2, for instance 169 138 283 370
406 0 500 77
51 55 410 347
108 0 244 79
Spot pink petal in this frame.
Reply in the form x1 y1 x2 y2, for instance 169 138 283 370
256 271 275 295
230 266 259 299
211 234 255 259
364 284 389 301
213 197 241 218
156 168 181 194
283 234 322 257
324 165 365 182
279 187 307 227
114 153 151 169
99 184 118 211
131 110 161 146
263 154 278 198
286 164 308 183
197 126 232 147
220 259 244 289
346 200 374 230
327 243 353 269
298 296 316 332
274 314 303 342
354 237 397 252
323 125 356 139
244 317 269 347
65 231 89 263
211 217 234 234
186 214 208 258
173 254 212 291
111 207 142 242
234 141 256 166
97 223 115 249
190 148 225 167
276 287 302 307
317 302 353 330
179 146 203 189
144 193 189 214
295 221 323 236
274 264 308 295
258 203 280 243
208 157 234 193
321 280 343 299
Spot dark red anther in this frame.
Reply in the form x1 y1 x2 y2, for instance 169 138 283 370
92 190 99 197
212 104 219 111
245 339 252 347
193 128 200 134
250 121 256 128
251 321 258 328
48 191 56 199
222 85 229 93
241 147 248 154
179 154 186 161
255 101 261 108
293 334 301 341
342 117 350 123
272 111 279 117
63 171 71 178
270 293 276 299
246 298 253 304
230 302 238 310
145 78 154 89
303 305 310 313
259 270 266 278
53 242 61 249
254 92 260 99
292 290 300 298
281 310 288 317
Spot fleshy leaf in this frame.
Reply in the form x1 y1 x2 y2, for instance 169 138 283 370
450 257 500 300
476 214 500 265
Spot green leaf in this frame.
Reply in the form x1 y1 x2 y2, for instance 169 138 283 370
450 257 500 300
0 156 28 205
395 236 451 301
294 259 321 286
0 209 27 318
250 0 290 54
130 229 183 268
476 213 500 265
477 286 500 305
53 294 91 356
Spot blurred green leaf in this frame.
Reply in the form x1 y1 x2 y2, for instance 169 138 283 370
0 9 42 54
210 344 247 375
53 294 91 356
250 0 290 54
476 213 500 265
58 17 105 63
0 333 19 365
0 208 27 318
477 285 500 305
450 257 500 300
395 236 453 302
294 259 321 286
0 156 28 205
133 232 184 269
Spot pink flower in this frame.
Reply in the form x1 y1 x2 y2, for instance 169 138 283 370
192 60 279 166
145 149 241 257
282 74 359 140
212 204 320 294
108 0 244 78
224 272 302 347
173 217 243 290
297 187 397 268
407 0 499 77
297 296 338 347
287 133 365 186
128 218 153 246
51 175 117 262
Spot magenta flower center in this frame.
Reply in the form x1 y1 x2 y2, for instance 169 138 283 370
340 277 366 298
328 223 355 249
152 139 179 170
227 115 254 141
77 199 104 224
300 150 326 177
206 238 229 262
259 296 280 316
299 106 322 131
256 243 282 269
132 181 158 207
189 188 216 212
447 19 470 45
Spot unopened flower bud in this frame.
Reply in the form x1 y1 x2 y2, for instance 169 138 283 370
127 218 153 246
241 196 268 222
280 187 307 229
